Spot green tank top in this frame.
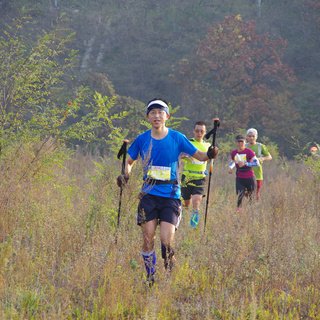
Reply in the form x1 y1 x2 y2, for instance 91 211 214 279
182 139 211 179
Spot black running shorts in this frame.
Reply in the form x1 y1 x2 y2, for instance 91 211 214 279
235 177 255 194
181 175 206 201
136 194 182 228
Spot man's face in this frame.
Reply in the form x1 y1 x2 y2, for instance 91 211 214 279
147 108 169 128
193 124 206 141
310 146 318 154
236 139 246 150
246 133 257 144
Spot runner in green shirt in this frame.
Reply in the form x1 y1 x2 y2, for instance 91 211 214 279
309 144 320 158
245 128 272 200
181 121 211 228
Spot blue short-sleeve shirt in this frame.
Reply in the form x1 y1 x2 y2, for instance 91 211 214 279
128 129 197 198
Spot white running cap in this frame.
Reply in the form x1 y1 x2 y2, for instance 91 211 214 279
146 99 170 115
246 128 258 137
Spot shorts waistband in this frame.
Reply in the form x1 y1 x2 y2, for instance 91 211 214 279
183 170 207 175
143 178 178 185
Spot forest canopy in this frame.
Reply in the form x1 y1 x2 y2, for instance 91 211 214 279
0 0 319 157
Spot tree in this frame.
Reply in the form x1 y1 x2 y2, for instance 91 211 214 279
0 18 77 144
0 18 128 157
173 15 300 153
254 0 320 152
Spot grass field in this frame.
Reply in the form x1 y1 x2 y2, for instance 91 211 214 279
1 147 320 319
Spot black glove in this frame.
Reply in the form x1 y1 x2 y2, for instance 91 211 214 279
207 146 219 159
117 174 129 188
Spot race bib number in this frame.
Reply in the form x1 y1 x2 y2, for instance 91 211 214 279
147 166 171 181
234 153 246 163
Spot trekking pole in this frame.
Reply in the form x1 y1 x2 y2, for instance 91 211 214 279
203 118 220 233
117 139 129 227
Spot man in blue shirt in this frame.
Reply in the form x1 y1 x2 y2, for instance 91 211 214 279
117 98 218 285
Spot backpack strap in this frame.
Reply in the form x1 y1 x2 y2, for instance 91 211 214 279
257 143 262 158
245 142 262 157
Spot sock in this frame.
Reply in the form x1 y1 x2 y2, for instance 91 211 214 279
161 243 166 260
141 250 156 277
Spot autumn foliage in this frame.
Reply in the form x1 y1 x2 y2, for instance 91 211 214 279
175 15 298 141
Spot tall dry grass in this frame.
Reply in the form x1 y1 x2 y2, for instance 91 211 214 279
1 145 320 319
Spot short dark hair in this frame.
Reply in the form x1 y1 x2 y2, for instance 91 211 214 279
235 134 246 141
194 121 206 128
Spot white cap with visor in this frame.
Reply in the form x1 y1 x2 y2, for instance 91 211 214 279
146 99 170 115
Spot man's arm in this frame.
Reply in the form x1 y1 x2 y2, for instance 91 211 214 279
238 156 260 168
117 155 135 187
192 146 218 162
259 153 272 163
125 155 135 176
228 160 235 174
259 146 272 163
